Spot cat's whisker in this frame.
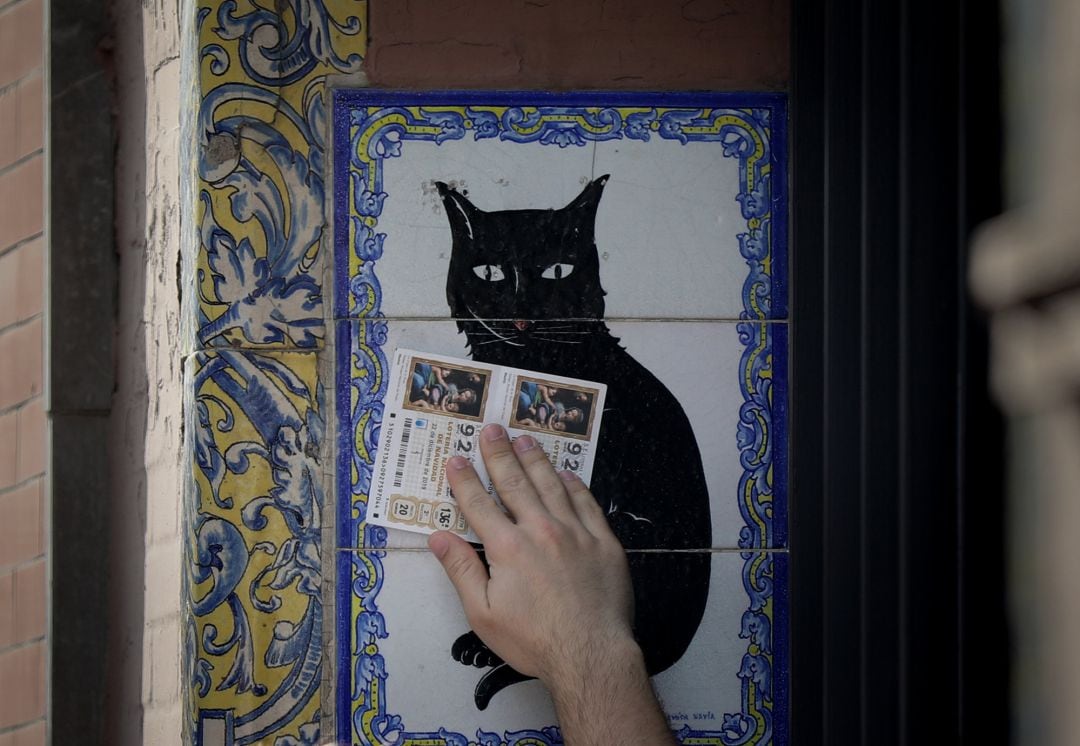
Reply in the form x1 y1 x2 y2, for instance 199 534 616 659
530 337 583 344
467 311 524 347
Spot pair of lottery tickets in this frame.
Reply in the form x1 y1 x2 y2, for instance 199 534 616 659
367 348 607 542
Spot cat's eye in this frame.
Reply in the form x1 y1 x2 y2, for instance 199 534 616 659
472 264 505 282
541 263 575 280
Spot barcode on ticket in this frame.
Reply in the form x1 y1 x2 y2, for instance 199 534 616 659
366 349 607 542
393 418 412 488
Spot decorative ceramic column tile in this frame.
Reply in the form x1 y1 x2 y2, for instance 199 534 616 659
332 92 788 744
187 2 366 745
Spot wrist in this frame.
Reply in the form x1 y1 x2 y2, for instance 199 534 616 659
543 632 646 700
546 635 675 745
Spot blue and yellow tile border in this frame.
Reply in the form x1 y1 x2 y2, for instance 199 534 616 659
332 90 789 745
187 2 366 745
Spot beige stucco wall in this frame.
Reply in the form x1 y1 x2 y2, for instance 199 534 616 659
107 0 190 742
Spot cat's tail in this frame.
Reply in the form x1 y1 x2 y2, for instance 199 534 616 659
475 663 534 710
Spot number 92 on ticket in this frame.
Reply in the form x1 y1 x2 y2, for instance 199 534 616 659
365 348 607 541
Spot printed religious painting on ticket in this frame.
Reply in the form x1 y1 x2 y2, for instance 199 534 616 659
332 91 789 745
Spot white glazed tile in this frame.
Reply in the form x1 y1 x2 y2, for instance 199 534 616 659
352 133 779 322
343 549 783 741
371 137 596 319
340 319 785 551
592 138 753 319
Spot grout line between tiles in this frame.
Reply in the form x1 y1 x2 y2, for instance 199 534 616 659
331 316 791 324
334 546 789 554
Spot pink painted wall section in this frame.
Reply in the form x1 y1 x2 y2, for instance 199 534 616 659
0 0 47 743
367 0 789 90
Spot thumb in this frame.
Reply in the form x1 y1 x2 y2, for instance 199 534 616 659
428 531 488 615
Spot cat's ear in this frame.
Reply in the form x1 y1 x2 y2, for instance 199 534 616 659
436 182 479 241
563 174 610 216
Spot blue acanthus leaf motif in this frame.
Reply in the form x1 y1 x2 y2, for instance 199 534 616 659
718 713 755 745
206 594 267 696
192 518 250 616
721 127 755 159
736 173 771 220
199 192 324 348
739 609 773 655
353 219 386 261
354 652 387 696
475 729 502 746
657 110 699 144
418 108 467 144
248 540 282 613
437 729 469 746
539 127 587 148
273 714 320 746
738 652 772 703
188 615 214 697
625 109 657 141
205 228 267 305
202 43 230 75
737 525 756 550
465 108 500 140
737 379 772 484
265 603 316 668
741 553 773 612
214 0 363 87
737 221 769 262
352 174 388 217
356 611 388 647
495 106 623 147
190 352 324 740
366 713 404 744
194 396 231 508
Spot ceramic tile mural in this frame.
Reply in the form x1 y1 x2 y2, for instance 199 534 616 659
334 91 788 745
188 350 325 744
343 549 786 741
189 2 366 745
336 318 784 552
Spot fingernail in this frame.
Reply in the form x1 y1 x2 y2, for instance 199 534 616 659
428 532 449 558
513 434 536 453
558 470 577 482
447 456 469 471
482 424 506 442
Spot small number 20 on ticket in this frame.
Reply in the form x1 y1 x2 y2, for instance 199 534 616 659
366 348 607 542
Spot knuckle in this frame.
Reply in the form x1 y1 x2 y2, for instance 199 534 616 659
532 516 566 546
487 531 517 557
487 446 518 466
520 445 550 466
498 472 529 494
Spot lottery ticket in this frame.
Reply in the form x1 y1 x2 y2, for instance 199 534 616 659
366 348 607 541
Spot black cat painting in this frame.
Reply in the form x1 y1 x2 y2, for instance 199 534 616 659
434 176 712 710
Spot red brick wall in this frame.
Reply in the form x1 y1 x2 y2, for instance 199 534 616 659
366 0 789 89
0 0 46 742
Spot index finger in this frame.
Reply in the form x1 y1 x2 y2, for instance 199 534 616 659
445 455 512 542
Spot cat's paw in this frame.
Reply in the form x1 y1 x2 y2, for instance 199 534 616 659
452 631 503 668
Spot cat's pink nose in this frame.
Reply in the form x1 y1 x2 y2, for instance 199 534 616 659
513 319 532 331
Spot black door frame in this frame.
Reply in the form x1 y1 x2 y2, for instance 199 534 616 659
788 1 1008 742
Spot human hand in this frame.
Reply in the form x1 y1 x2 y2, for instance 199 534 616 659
427 423 638 689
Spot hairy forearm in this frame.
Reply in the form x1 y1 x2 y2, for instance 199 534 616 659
547 638 675 746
